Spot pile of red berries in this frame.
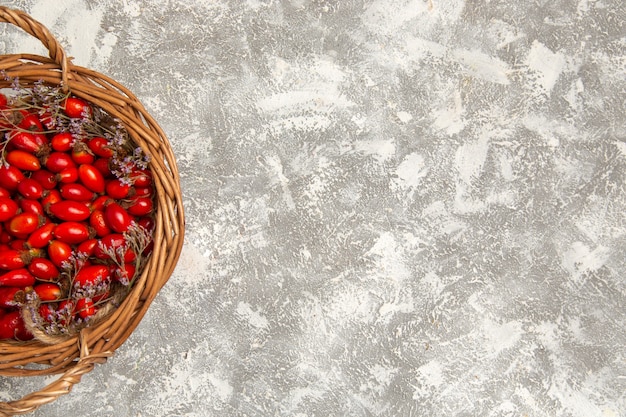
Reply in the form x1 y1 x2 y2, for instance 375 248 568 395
0 79 154 341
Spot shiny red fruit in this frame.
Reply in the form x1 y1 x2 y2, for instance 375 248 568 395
47 240 73 268
0 233 10 245
0 310 33 340
39 304 55 323
31 169 58 190
45 152 75 173
137 216 155 232
0 165 25 190
74 264 110 288
63 97 92 119
78 164 105 193
77 238 98 257
7 212 41 237
39 108 55 130
19 198 45 216
95 233 136 263
133 186 153 198
0 286 20 309
71 146 95 165
59 183 95 201
17 113 43 132
41 189 62 209
90 195 111 212
28 257 60 281
34 283 62 301
0 268 35 287
0 197 19 222
51 132 74 152
26 223 56 248
0 249 31 270
32 133 49 148
57 166 79 183
9 131 44 154
75 297 96 320
112 263 136 284
8 239 26 250
87 137 113 157
17 177 44 199
92 158 112 178
105 179 131 199
53 221 90 244
6 150 40 171
49 200 91 222
104 202 133 233
127 196 153 216
130 169 152 187
89 210 111 237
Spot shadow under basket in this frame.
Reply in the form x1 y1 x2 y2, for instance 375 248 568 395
0 6 185 416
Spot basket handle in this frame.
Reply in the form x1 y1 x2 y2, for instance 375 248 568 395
0 333 112 416
0 6 70 91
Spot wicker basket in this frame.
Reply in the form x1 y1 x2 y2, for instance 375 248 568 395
0 6 185 416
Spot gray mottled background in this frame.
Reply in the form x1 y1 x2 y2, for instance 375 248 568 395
1 0 625 416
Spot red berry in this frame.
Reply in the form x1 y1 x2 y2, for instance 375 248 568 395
0 310 33 340
78 164 105 193
59 183 96 201
127 196 153 216
74 264 110 288
47 240 73 268
34 283 62 301
104 202 133 233
45 152 75 173
89 210 111 237
17 113 43 132
10 131 44 154
53 221 90 244
31 169 58 190
105 179 131 199
95 233 135 263
49 200 91 222
71 146 95 165
17 177 44 199
57 166 79 184
0 286 21 309
63 97 92 119
6 150 41 171
19 198 46 216
28 257 60 281
7 212 41 237
88 137 113 157
51 132 74 152
0 268 35 287
75 297 96 320
0 197 19 222
26 223 57 249
0 165 25 190
130 169 152 187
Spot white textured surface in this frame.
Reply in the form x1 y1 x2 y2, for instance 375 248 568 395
1 0 626 416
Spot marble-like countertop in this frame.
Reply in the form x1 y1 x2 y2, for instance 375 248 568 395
1 0 625 416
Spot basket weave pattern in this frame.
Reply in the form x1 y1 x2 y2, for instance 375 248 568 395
0 7 184 416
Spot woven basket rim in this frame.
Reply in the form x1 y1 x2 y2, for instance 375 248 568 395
0 6 185 416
